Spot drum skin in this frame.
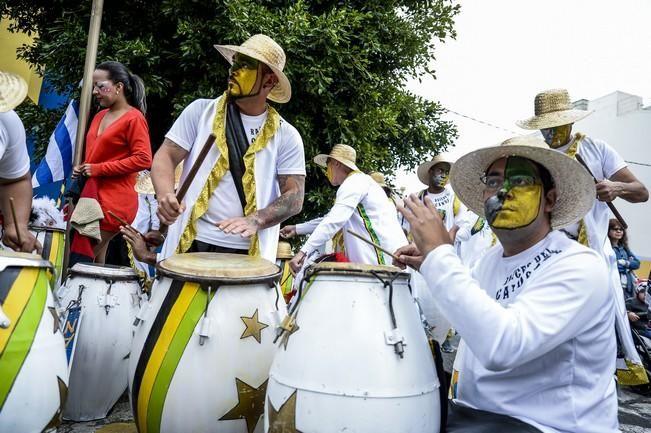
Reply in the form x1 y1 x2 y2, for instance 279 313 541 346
129 253 285 433
57 263 142 421
265 263 441 433
0 253 68 432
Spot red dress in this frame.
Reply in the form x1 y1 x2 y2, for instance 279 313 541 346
84 108 152 232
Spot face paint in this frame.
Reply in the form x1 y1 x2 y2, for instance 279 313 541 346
228 54 260 98
326 160 335 184
430 164 450 188
483 157 543 230
541 124 572 148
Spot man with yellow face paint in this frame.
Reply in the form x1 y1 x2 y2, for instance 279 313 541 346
151 34 306 263
518 88 649 386
394 136 618 433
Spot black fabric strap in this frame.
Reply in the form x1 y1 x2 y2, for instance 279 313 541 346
225 101 249 210
447 401 542 432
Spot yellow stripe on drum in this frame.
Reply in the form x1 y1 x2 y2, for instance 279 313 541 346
136 281 201 433
0 268 47 409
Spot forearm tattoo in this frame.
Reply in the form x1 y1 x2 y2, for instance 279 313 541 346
253 174 305 229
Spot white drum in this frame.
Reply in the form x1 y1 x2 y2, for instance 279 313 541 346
266 262 441 433
57 262 142 421
129 252 286 433
0 250 68 432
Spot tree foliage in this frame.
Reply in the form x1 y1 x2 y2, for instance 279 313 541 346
1 0 459 221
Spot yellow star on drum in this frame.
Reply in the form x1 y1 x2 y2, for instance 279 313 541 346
267 390 303 433
219 378 268 433
239 308 269 343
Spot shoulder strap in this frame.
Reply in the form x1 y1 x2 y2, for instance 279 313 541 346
225 101 249 209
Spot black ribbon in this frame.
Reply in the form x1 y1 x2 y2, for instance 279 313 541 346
225 101 250 210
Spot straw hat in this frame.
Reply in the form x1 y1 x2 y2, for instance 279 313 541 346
313 144 359 172
134 163 184 194
276 240 294 259
517 88 592 130
0 71 28 113
417 154 453 185
369 172 387 187
214 34 291 104
449 136 595 229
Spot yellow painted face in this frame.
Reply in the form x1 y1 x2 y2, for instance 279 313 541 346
484 157 543 230
430 164 450 188
228 54 260 98
541 124 572 148
326 160 335 184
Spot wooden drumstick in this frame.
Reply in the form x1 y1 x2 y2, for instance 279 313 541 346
346 229 403 263
8 197 22 246
108 210 145 239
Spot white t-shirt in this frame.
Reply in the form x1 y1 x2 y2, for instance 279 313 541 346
165 98 305 250
0 111 30 180
402 185 466 233
300 172 407 265
420 230 618 433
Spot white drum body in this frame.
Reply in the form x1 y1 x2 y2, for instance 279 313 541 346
129 253 286 433
266 263 441 433
57 263 141 421
0 251 68 432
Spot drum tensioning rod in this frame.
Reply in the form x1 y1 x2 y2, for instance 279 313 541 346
371 270 405 358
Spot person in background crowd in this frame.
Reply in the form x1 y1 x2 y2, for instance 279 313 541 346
0 71 41 253
626 283 651 339
71 61 152 264
396 136 617 433
608 218 640 299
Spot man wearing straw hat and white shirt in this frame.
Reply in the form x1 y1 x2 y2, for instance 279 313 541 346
152 34 305 262
0 71 41 253
518 88 649 385
396 136 618 433
288 144 407 272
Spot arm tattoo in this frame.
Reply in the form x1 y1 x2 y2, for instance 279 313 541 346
252 174 305 229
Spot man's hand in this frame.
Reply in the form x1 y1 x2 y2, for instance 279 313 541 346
289 251 306 275
393 243 423 271
280 225 297 239
217 215 260 238
596 179 621 202
143 230 165 247
2 224 42 254
157 192 185 225
120 225 156 265
398 194 452 258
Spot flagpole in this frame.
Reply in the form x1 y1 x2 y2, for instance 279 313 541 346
62 0 104 277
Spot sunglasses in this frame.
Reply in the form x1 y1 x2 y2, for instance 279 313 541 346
610 227 624 232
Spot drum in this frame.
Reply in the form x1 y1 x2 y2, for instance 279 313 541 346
31 225 66 286
129 252 285 433
0 250 68 432
266 262 441 433
57 263 142 421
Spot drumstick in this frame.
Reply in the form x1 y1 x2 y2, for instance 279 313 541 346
107 210 145 239
8 197 22 246
346 229 402 263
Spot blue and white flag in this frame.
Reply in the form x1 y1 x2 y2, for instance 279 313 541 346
32 100 79 188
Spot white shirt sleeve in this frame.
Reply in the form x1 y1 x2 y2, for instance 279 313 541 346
419 243 609 371
0 111 29 180
276 122 306 176
300 175 367 254
165 99 213 151
594 138 627 179
296 217 324 235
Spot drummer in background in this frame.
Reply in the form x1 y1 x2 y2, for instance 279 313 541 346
0 71 41 253
152 35 305 262
396 136 618 432
288 144 407 273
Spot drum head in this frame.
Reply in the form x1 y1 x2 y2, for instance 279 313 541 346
0 249 53 272
157 252 281 284
307 261 408 278
69 262 139 281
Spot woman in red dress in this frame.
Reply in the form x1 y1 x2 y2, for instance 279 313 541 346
73 61 152 263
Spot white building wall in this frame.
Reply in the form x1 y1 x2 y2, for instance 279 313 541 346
574 91 651 260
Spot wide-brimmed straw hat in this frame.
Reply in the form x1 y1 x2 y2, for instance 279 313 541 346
276 240 293 259
369 172 387 187
517 89 592 130
314 144 359 172
449 136 595 229
417 154 453 185
214 34 291 104
0 71 28 113
135 163 184 194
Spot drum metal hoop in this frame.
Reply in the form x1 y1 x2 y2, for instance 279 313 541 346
156 267 282 286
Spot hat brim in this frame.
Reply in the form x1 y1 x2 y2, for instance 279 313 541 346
214 44 291 104
417 160 452 185
516 109 592 130
314 154 359 172
449 144 595 229
0 72 28 113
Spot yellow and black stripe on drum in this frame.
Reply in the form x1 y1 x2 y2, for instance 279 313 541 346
38 229 65 283
0 266 49 409
131 280 215 433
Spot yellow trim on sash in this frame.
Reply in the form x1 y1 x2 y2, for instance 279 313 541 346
617 358 650 385
136 282 200 433
563 133 589 247
177 93 281 256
